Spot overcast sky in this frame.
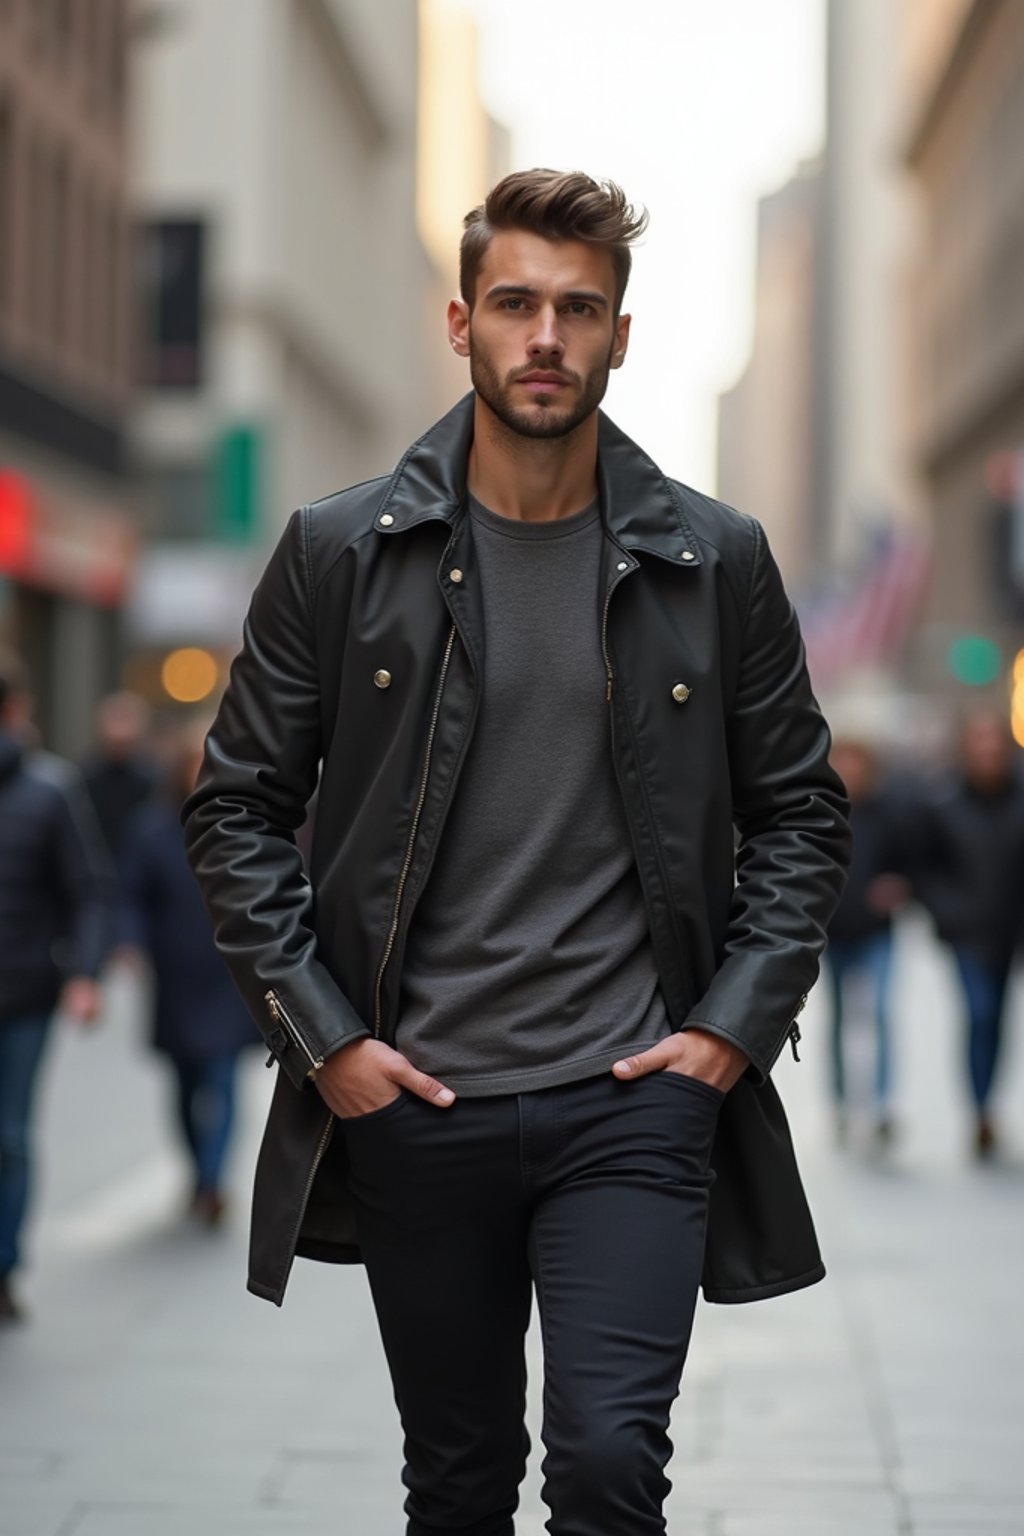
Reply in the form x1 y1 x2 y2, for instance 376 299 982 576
454 0 825 491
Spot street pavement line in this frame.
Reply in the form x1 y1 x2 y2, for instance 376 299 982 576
38 1153 185 1255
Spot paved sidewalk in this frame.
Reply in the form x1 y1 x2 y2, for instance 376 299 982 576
2 917 1024 1535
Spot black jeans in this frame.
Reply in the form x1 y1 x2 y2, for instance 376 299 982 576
343 1068 723 1536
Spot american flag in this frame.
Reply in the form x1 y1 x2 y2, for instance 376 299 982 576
798 528 931 692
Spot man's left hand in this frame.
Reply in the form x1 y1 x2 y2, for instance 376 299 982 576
612 1028 749 1093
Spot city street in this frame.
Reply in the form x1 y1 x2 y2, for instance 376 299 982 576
3 915 1024 1536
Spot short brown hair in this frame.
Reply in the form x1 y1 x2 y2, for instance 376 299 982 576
460 169 648 315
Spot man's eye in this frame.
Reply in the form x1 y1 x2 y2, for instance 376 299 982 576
567 302 594 316
501 298 525 311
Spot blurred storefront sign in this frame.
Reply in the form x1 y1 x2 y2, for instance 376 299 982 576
0 467 136 606
126 543 258 647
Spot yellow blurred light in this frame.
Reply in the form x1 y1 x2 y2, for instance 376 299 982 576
1011 648 1024 749
161 648 218 703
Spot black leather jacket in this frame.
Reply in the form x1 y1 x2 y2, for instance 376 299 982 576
184 394 850 1305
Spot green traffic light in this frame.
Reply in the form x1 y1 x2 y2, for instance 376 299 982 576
947 635 1002 687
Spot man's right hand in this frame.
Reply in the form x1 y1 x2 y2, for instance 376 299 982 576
313 1036 456 1119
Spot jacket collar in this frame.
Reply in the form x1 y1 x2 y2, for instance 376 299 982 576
374 392 702 566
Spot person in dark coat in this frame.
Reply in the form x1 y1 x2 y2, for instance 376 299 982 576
119 721 258 1224
81 691 158 863
915 710 1024 1157
0 650 112 1322
825 737 911 1148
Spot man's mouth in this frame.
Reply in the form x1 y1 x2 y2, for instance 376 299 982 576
517 372 571 392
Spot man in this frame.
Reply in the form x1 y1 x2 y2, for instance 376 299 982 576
185 170 850 1534
0 652 111 1322
824 735 910 1149
81 690 158 862
914 710 1024 1158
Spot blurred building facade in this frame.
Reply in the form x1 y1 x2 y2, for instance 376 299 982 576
128 0 505 713
417 0 509 404
129 0 447 700
0 0 136 755
717 0 935 741
716 161 824 590
901 0 1024 723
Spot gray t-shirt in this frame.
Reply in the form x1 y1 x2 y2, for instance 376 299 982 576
396 493 670 1095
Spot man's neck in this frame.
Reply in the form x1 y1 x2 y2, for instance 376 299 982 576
466 395 599 523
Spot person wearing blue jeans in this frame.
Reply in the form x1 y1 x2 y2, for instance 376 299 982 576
0 650 111 1322
916 712 1024 1158
825 931 895 1138
950 946 1014 1147
825 739 909 1148
119 722 258 1226
0 1016 52 1284
170 1054 238 1216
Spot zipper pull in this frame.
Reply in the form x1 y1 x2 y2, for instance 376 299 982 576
789 1022 802 1062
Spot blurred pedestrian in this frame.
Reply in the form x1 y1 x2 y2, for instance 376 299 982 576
916 710 1024 1157
825 737 910 1148
0 651 112 1323
81 691 158 862
118 720 258 1226
184 169 850 1532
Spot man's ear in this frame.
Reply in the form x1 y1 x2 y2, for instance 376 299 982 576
610 312 631 370
447 298 470 358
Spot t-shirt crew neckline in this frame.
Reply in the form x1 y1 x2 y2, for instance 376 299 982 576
467 492 600 541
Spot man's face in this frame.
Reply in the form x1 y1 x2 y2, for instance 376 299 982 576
448 230 630 440
962 714 1012 791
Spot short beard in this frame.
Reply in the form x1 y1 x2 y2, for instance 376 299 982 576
469 339 614 441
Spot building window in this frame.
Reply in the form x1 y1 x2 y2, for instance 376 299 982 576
105 200 121 373
82 179 99 367
29 131 48 337
0 98 11 320
109 0 127 115
52 148 68 347
137 219 206 388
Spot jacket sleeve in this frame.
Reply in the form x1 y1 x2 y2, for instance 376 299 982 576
683 520 851 1080
182 507 370 1092
51 764 115 980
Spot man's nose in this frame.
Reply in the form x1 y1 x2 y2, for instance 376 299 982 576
527 306 564 358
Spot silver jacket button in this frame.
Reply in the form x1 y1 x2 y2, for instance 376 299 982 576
373 669 392 689
449 567 463 583
671 682 691 703
680 550 695 561
379 513 394 526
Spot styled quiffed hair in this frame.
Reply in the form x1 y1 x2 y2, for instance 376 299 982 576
460 169 648 315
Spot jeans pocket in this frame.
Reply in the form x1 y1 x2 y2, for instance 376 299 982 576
339 1088 411 1129
654 1070 726 1106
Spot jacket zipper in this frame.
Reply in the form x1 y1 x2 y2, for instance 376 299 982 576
265 988 324 1073
285 1107 335 1280
600 555 633 700
372 623 457 1037
601 585 614 700
789 993 809 1061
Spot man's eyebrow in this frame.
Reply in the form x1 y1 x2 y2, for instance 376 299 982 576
483 283 610 309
